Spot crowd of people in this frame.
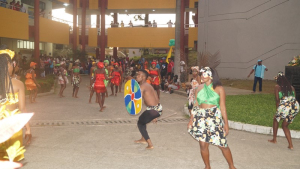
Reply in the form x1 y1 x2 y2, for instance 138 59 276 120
110 19 174 28
0 0 26 13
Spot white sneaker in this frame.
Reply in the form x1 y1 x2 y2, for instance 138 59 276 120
165 91 169 94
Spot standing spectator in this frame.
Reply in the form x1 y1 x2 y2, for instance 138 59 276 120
160 57 168 91
148 21 152 27
120 21 124 27
9 0 15 10
167 58 174 80
167 20 173 27
40 57 45 78
153 20 157 27
48 11 52 19
39 8 45 17
19 3 26 13
180 60 186 83
247 59 268 93
128 20 133 27
14 1 20 11
49 57 54 75
110 21 114 27
44 57 50 75
0 0 8 8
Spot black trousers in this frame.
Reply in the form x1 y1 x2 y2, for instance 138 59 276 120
253 76 262 92
137 109 160 140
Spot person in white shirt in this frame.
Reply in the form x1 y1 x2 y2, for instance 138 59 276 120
167 20 173 27
153 20 157 27
120 21 124 27
128 20 133 27
19 3 26 13
148 21 152 27
110 21 114 28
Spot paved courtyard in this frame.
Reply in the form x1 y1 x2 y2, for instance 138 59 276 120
22 76 300 169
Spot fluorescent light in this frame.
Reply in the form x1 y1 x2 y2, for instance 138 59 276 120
63 3 69 7
153 9 155 11
125 10 127 12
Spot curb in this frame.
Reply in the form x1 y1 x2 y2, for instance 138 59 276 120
183 105 300 139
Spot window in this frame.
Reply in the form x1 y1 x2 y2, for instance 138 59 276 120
21 0 46 10
17 40 44 50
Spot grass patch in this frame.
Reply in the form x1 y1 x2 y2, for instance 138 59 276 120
226 94 300 131
221 79 276 94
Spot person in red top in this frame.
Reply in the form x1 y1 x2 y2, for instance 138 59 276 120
110 63 122 96
149 61 161 98
118 61 123 93
167 58 174 81
94 62 110 112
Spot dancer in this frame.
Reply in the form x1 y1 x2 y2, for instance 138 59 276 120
187 66 201 115
25 62 40 103
71 61 81 98
0 47 32 161
134 70 162 150
89 62 97 103
94 62 110 112
187 67 236 169
268 72 299 149
110 63 121 96
58 62 68 98
103 60 110 97
118 62 123 93
149 61 160 98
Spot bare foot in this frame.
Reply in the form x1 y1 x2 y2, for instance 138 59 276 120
110 94 114 96
134 140 147 144
145 145 154 150
62 95 65 97
75 96 79 98
115 94 117 96
59 95 63 98
268 139 277 144
89 101 92 104
100 107 104 112
288 146 294 150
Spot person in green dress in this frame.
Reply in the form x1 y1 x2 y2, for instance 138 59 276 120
268 72 299 149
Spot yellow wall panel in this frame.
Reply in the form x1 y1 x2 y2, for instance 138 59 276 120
57 0 69 3
88 28 98 47
89 0 98 9
188 27 198 48
40 17 69 44
0 7 28 40
108 0 175 9
189 0 198 8
108 28 175 48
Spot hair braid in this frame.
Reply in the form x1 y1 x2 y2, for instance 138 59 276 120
0 54 14 104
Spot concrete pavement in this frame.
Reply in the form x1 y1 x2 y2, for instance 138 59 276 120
22 76 300 169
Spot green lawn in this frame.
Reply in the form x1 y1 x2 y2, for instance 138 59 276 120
226 94 300 131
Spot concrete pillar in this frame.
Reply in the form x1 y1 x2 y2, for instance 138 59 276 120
175 0 181 79
73 0 77 51
113 13 118 59
34 0 40 63
81 0 87 52
180 0 185 62
185 11 189 64
145 14 149 26
96 14 100 59
100 0 106 60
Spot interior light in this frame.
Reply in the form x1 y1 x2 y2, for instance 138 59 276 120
153 9 155 11
63 3 69 7
125 10 128 12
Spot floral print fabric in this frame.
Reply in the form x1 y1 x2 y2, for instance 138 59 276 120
275 96 299 123
72 76 80 87
188 106 228 147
